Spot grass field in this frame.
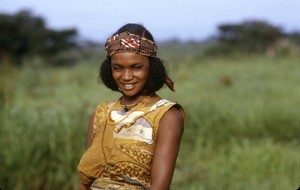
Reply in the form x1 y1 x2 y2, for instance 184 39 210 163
0 52 299 189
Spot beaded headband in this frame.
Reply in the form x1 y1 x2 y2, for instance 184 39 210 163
105 31 158 57
104 31 175 92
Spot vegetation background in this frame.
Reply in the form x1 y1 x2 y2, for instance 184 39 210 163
0 10 300 190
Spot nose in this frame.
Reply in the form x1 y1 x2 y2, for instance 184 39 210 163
122 69 133 81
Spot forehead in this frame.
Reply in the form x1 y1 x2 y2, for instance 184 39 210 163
111 52 149 64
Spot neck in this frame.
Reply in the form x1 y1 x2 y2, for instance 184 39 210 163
121 91 155 105
120 93 155 112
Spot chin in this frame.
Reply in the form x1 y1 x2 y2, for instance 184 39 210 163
122 89 148 98
121 90 139 97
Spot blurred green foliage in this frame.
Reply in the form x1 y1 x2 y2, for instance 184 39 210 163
0 51 299 189
0 10 77 65
204 20 300 56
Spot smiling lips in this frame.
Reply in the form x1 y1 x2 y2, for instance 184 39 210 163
122 83 135 91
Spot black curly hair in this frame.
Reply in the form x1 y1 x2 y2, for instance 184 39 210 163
99 23 167 93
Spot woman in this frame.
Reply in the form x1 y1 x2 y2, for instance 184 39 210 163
77 23 184 190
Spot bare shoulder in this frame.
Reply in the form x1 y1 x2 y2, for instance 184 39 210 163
163 104 184 123
159 104 184 134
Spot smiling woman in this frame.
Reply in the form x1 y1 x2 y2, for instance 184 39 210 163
111 53 150 98
77 23 185 190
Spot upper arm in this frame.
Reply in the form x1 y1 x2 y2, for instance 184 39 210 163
150 106 184 190
78 113 95 190
86 113 95 148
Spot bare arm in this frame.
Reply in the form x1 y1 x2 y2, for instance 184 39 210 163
149 106 184 190
86 113 95 148
78 113 95 190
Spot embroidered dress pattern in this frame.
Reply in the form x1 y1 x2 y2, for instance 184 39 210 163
77 98 183 188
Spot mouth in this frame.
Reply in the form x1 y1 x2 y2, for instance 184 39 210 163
121 83 136 91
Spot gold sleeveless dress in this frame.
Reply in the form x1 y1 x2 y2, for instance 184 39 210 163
77 97 184 189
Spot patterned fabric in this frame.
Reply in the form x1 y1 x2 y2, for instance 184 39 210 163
77 98 183 188
91 178 144 189
105 32 157 57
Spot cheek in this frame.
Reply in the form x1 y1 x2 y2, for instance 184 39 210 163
112 72 120 81
137 70 149 80
141 64 150 79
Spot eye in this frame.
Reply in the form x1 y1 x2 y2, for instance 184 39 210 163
112 64 123 71
132 64 143 70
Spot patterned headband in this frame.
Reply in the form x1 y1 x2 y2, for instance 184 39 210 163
104 31 175 92
105 32 158 57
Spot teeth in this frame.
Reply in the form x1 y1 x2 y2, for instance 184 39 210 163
123 84 134 90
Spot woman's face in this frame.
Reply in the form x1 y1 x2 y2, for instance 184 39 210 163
111 52 150 97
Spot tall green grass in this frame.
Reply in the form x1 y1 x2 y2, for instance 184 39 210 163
0 55 299 190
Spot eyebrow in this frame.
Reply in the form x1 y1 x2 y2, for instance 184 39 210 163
111 62 143 66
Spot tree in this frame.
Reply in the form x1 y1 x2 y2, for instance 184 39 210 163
287 32 300 45
206 20 284 55
0 10 77 65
